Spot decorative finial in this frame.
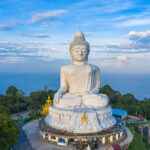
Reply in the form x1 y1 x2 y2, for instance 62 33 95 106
48 95 50 100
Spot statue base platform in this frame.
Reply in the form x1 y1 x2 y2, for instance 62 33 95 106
39 117 126 148
45 105 116 134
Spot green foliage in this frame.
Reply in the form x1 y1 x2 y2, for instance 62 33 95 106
0 105 9 115
0 114 20 150
6 86 18 97
0 86 27 114
25 89 56 111
100 84 150 119
128 129 146 150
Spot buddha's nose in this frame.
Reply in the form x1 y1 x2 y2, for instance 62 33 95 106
80 50 83 55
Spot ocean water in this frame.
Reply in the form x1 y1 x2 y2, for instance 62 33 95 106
0 73 150 100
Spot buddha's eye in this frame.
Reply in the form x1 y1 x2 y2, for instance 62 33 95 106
82 49 86 53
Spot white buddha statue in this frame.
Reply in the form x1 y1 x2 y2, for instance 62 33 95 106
45 31 116 133
54 31 109 108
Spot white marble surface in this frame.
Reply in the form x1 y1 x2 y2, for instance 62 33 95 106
53 31 109 108
46 31 116 133
45 105 116 133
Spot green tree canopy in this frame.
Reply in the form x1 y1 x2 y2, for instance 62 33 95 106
0 114 20 150
6 86 18 97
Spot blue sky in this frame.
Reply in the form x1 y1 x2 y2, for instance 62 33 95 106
0 0 150 74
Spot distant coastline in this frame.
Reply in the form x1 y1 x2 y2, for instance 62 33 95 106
0 73 150 100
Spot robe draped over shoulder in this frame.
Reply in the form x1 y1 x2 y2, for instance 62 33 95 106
54 64 109 108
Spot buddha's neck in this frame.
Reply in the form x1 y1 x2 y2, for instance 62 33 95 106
73 61 86 65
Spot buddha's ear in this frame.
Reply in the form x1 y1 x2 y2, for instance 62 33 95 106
85 58 88 63
69 51 73 62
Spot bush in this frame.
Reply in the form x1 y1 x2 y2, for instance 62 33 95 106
128 128 146 150
0 114 20 150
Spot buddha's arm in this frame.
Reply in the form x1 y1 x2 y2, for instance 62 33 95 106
54 67 68 104
58 67 68 94
90 68 100 94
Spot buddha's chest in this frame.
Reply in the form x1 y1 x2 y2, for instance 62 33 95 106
66 65 92 82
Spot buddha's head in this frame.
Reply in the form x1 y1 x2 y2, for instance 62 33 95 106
70 31 90 63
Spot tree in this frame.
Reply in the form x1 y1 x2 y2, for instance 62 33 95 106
119 93 137 105
6 86 18 97
0 105 9 115
0 114 20 150
100 84 120 104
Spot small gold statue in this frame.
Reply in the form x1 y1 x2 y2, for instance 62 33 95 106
81 112 88 125
41 96 52 115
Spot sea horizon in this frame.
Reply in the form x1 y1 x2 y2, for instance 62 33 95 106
0 72 150 100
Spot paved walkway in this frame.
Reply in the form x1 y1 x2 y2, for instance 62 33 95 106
11 124 34 150
11 110 31 120
23 120 76 150
120 127 133 147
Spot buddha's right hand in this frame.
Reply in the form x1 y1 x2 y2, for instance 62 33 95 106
54 92 63 104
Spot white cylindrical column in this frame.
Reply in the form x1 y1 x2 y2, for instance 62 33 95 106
43 133 45 139
48 135 51 141
56 137 59 142
110 135 113 142
116 134 118 140
120 132 123 137
65 138 68 144
102 137 105 144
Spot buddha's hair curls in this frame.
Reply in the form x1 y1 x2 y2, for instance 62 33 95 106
69 31 90 62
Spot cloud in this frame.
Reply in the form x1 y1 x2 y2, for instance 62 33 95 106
0 24 15 31
117 18 150 27
0 41 69 63
127 30 150 43
91 30 150 54
19 32 50 38
28 10 66 24
117 55 128 61
91 42 150 54
0 56 26 63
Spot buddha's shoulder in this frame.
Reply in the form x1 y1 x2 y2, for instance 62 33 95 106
61 64 74 72
89 64 100 71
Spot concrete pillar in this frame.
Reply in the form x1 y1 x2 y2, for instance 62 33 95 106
110 135 113 142
87 145 91 150
140 127 143 138
116 134 118 140
56 137 59 142
48 135 51 141
120 132 123 137
148 126 150 144
65 138 68 144
102 137 105 144
43 133 45 139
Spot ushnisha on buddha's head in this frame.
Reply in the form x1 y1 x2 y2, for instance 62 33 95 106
69 31 90 63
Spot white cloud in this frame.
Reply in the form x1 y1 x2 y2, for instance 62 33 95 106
19 32 50 38
0 56 26 63
0 41 69 63
28 10 67 24
117 18 150 27
127 30 150 43
117 55 128 61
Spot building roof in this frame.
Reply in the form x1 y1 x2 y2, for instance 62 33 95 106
112 144 122 150
112 108 127 120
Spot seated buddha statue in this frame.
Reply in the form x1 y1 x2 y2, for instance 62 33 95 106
54 31 109 108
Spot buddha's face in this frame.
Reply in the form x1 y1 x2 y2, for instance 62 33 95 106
70 45 88 62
